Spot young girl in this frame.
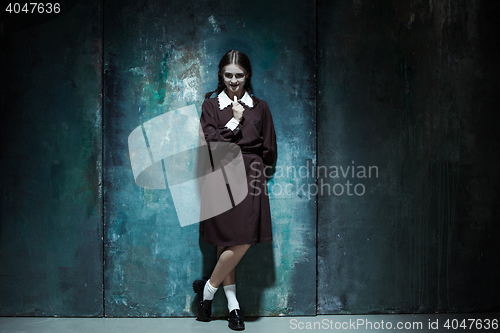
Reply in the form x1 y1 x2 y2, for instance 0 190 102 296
193 50 277 331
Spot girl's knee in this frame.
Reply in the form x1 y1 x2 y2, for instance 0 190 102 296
240 244 251 253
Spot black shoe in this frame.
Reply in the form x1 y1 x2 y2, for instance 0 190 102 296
228 309 245 331
192 279 212 322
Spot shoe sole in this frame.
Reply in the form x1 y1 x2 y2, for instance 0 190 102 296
228 322 245 331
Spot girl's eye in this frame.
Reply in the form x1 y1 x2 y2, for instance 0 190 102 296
224 73 245 79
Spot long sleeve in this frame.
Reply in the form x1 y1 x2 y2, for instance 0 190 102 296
200 99 242 143
225 117 240 131
261 101 277 166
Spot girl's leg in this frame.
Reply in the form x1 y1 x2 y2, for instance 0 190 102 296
216 246 236 286
194 245 250 324
211 245 249 315
202 244 251 302
209 244 250 287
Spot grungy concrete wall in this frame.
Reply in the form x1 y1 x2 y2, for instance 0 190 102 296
0 0 103 316
103 0 316 317
317 0 500 313
1 0 499 318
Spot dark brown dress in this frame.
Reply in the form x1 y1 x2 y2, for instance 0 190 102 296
199 94 277 246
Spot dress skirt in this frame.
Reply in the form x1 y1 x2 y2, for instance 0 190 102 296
198 92 277 247
200 152 273 246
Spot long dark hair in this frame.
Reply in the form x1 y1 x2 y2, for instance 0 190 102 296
204 50 258 105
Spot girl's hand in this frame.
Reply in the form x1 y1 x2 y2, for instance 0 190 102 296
232 95 245 121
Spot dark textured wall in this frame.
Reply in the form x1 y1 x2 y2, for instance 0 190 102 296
318 0 500 313
0 1 103 316
1 0 498 318
103 0 316 317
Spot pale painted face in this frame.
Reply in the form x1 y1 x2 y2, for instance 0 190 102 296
222 63 246 98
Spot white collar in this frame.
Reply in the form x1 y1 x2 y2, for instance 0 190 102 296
217 90 254 110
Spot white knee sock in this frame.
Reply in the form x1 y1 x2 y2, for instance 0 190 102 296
203 279 218 301
223 284 240 312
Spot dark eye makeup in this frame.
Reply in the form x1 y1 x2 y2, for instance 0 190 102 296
224 72 245 79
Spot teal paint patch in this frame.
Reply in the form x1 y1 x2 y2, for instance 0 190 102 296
104 0 316 317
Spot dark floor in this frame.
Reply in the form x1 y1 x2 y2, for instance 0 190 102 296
1 313 498 333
